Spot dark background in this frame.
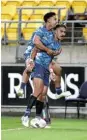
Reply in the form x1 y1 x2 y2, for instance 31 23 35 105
1 66 84 106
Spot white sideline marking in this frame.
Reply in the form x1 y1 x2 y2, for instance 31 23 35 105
2 127 26 132
2 126 51 131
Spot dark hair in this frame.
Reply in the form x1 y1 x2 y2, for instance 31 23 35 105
54 24 66 30
44 12 56 22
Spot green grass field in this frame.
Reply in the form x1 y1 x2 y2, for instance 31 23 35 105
1 116 87 140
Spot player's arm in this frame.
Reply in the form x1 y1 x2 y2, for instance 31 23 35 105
30 47 38 60
33 35 55 56
26 47 38 72
53 48 62 56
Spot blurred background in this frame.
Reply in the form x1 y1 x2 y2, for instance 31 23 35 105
1 0 87 119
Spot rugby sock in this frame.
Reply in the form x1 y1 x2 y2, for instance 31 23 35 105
36 100 44 117
20 82 26 90
56 87 62 95
42 100 51 124
24 95 37 117
24 108 31 117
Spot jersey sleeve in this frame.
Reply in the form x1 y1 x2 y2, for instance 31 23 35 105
33 27 44 39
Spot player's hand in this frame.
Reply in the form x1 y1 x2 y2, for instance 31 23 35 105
52 48 62 56
49 68 56 81
46 48 56 56
26 58 35 72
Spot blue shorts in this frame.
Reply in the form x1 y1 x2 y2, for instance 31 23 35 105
31 63 50 86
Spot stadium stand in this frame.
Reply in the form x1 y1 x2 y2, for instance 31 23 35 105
7 13 29 37
22 9 34 18
83 27 87 41
1 23 5 29
21 0 37 17
1 13 12 20
1 0 8 5
34 9 50 15
6 0 21 6
1 1 5 6
26 23 43 29
35 0 54 15
1 0 87 44
7 28 18 41
29 14 43 21
22 28 36 40
1 27 4 39
12 14 29 21
21 1 37 6
1 5 16 18
9 23 26 29
38 0 54 6
55 0 70 8
72 0 87 14
53 1 71 21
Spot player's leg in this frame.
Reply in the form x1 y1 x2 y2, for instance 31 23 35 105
22 78 44 127
52 62 62 94
29 80 47 128
35 69 51 125
30 67 50 128
49 61 62 94
34 86 51 128
50 61 71 98
22 63 44 127
42 70 51 124
42 95 51 124
17 58 34 97
35 86 48 120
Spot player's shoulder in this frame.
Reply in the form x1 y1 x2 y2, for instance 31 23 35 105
35 25 44 32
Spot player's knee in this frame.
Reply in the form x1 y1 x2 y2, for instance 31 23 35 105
40 95 46 102
53 64 62 75
42 91 47 101
37 95 43 102
37 91 46 102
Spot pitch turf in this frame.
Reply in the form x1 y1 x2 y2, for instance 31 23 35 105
1 116 87 140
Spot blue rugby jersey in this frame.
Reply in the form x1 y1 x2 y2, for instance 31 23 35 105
24 25 54 60
35 39 61 69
